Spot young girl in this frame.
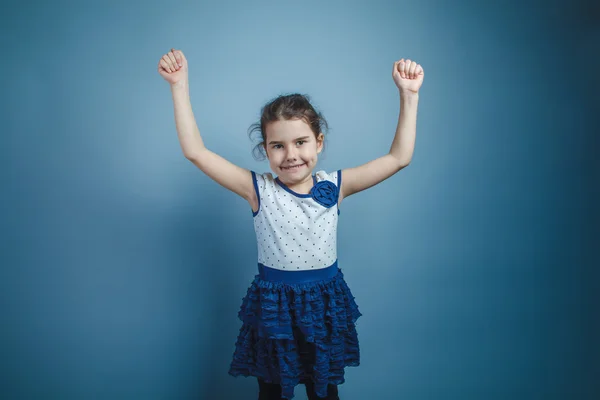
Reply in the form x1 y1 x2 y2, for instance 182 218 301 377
158 48 423 400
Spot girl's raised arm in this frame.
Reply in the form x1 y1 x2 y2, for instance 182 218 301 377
158 49 256 207
340 59 423 201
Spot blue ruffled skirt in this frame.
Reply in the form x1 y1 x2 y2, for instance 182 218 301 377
229 262 361 399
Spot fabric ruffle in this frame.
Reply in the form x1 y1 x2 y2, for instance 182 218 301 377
229 268 361 399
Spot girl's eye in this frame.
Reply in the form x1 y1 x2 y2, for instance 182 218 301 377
272 141 304 149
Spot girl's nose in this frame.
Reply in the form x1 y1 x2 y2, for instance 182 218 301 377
286 149 297 160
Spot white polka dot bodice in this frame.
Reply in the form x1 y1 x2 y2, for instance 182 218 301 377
251 170 341 271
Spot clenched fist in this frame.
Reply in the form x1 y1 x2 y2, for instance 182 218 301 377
158 48 188 85
392 58 424 94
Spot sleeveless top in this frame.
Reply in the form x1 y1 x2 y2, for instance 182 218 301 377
250 170 342 271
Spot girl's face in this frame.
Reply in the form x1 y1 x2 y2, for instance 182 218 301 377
264 118 323 182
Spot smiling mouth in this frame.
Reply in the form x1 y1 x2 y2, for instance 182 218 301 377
282 163 306 170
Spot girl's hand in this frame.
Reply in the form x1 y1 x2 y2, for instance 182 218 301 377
392 58 424 94
158 48 188 85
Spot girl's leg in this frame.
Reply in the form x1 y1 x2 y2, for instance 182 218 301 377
258 378 283 400
304 380 340 400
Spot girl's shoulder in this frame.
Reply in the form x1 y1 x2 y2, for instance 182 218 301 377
252 171 275 186
315 169 342 186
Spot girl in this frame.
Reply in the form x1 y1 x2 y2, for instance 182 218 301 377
158 48 423 400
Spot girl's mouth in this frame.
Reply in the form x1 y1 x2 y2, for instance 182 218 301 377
282 163 306 171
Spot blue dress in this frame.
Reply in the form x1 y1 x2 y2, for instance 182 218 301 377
229 170 361 399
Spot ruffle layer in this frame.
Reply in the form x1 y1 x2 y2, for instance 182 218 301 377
229 268 361 399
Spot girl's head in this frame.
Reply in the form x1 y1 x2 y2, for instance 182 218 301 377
249 93 329 182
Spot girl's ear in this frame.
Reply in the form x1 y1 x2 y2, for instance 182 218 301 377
316 133 324 154
262 127 270 159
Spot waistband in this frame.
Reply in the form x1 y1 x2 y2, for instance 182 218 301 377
258 261 338 283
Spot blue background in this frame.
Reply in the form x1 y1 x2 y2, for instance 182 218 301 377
2 0 598 398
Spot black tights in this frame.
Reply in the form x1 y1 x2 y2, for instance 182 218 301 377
258 378 339 400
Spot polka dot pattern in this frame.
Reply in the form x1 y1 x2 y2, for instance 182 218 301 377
252 170 341 271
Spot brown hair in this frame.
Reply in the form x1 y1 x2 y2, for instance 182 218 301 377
248 93 329 161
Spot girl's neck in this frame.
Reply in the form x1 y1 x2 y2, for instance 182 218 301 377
278 174 315 195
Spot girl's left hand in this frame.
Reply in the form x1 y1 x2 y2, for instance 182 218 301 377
392 59 424 94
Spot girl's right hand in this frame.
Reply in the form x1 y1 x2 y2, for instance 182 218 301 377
158 48 188 85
